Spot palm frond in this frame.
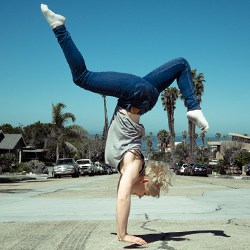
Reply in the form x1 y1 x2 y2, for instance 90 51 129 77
62 113 76 123
64 141 78 153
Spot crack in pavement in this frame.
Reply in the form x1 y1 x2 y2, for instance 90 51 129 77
226 218 250 228
139 216 177 250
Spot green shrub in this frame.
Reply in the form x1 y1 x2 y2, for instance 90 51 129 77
16 160 47 174
16 163 31 173
26 160 46 174
213 159 226 174
0 153 16 173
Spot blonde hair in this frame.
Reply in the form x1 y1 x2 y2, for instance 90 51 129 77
145 161 172 197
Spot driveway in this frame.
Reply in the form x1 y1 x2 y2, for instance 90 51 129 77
0 174 249 249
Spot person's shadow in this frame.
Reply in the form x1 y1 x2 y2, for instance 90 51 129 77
113 230 230 249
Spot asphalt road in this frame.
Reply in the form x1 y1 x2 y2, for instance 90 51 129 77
0 174 250 249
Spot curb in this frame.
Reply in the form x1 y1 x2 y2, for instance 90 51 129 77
0 175 37 183
208 174 250 180
0 175 49 183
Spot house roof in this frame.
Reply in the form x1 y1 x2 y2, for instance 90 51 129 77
23 149 47 153
0 130 4 141
207 141 222 146
229 133 250 140
0 134 26 150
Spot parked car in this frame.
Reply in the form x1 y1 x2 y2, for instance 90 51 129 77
76 159 95 176
53 158 80 178
244 163 250 176
179 164 189 175
102 164 113 175
95 162 104 174
174 166 181 175
186 163 208 176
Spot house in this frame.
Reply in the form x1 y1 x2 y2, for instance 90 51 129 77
207 141 223 160
229 133 250 151
22 146 48 162
0 130 26 163
208 132 250 160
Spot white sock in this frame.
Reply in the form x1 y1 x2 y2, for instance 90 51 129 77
41 4 66 28
187 110 209 133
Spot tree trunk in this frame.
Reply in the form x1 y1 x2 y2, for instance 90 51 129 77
56 142 60 161
103 96 109 144
188 120 196 162
167 111 175 168
160 143 166 161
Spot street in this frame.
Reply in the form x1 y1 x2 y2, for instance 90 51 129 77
0 174 250 249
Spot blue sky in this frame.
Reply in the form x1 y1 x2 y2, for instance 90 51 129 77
1 0 250 137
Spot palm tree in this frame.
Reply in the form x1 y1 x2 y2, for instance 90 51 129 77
157 129 170 161
102 95 109 144
50 103 86 160
174 142 189 164
161 87 179 167
181 69 206 162
200 132 206 146
144 132 153 158
182 130 187 144
215 133 221 141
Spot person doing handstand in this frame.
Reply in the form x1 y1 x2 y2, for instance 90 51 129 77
41 4 209 246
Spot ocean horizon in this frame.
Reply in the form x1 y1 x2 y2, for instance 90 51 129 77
90 133 227 151
141 135 225 152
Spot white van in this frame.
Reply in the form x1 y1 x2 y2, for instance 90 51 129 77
76 159 96 176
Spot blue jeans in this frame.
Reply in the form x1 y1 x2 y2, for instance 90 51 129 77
53 25 200 115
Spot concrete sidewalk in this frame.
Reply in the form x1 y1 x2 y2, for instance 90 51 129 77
0 219 248 249
0 174 249 249
1 173 249 184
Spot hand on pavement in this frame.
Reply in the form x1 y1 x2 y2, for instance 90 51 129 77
119 234 148 246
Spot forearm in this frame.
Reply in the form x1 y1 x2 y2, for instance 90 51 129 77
116 195 131 240
116 184 147 246
115 154 145 244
